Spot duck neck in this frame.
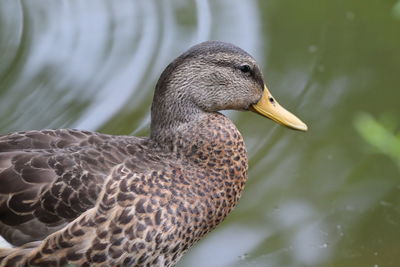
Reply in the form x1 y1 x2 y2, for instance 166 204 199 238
155 112 249 218
149 108 206 150
150 78 204 144
151 108 249 218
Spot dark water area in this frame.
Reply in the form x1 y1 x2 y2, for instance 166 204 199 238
1 1 400 266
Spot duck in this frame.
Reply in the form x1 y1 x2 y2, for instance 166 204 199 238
0 41 307 267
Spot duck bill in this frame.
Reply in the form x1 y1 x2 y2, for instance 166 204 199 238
250 86 308 131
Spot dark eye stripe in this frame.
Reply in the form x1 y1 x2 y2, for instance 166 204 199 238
209 58 265 88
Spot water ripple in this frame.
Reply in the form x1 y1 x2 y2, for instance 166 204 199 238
0 0 262 132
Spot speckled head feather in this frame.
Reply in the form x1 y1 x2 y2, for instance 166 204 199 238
155 41 259 87
151 41 265 142
180 41 265 88
0 41 287 267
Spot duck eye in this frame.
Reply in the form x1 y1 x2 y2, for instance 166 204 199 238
239 64 251 73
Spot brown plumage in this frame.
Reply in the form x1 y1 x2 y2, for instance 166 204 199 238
0 41 307 266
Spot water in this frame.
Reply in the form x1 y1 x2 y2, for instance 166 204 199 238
1 1 400 267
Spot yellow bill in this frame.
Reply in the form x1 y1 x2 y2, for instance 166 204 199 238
251 86 308 131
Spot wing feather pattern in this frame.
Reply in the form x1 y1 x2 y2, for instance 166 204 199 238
0 129 144 245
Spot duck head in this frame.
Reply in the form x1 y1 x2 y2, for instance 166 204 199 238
150 41 307 140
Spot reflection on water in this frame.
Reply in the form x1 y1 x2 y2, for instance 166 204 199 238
1 0 400 267
0 0 262 133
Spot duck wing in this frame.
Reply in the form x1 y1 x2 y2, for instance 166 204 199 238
0 159 181 266
0 129 141 246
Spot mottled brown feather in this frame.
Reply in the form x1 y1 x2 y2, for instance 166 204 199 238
1 113 248 266
0 41 269 266
0 129 148 244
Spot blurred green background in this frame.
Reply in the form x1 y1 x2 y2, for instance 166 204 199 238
1 0 400 266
